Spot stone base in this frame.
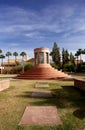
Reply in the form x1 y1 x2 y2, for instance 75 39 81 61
19 106 62 126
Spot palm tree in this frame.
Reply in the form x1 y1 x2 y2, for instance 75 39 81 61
20 52 27 73
13 52 18 63
75 52 79 66
0 49 2 65
6 52 12 66
77 49 83 61
0 54 5 66
82 49 85 55
20 51 27 60
0 49 2 54
0 54 5 74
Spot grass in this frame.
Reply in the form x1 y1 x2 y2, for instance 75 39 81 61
69 72 85 79
0 74 85 130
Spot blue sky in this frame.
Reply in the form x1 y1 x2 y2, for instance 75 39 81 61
0 0 85 59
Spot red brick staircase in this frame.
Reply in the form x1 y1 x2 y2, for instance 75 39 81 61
16 64 71 80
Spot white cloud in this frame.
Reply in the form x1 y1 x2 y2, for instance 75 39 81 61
0 3 85 58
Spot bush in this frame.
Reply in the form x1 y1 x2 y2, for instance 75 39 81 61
81 65 85 72
77 64 85 72
63 63 75 72
3 63 34 74
24 62 34 71
50 63 58 69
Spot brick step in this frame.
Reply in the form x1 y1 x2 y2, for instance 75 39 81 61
17 73 68 77
16 64 71 79
18 73 68 78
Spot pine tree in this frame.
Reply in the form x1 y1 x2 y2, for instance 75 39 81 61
62 48 69 66
69 52 75 64
50 42 61 69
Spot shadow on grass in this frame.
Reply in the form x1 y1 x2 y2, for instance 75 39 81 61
16 91 33 98
73 107 85 119
16 86 85 119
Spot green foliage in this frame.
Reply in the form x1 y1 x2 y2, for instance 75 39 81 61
62 48 69 66
13 52 18 62
6 51 12 57
50 62 58 69
3 66 22 74
0 49 2 54
20 51 27 58
50 42 61 69
3 63 34 74
24 63 34 71
69 52 75 64
63 63 75 72
76 63 85 72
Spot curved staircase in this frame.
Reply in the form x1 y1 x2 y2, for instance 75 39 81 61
16 64 71 80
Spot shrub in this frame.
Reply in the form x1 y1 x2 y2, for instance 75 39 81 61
63 63 75 72
24 62 34 71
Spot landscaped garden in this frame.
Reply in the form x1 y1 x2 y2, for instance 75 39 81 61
0 74 85 130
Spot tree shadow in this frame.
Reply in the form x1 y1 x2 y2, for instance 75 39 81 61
73 107 85 119
16 91 33 98
15 86 85 119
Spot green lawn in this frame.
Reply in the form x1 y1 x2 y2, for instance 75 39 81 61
0 76 85 130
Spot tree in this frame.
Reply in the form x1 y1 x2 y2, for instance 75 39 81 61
77 49 83 61
20 52 27 73
13 52 18 63
69 52 75 64
62 48 65 67
50 42 61 69
0 49 2 66
75 52 79 61
82 49 85 55
65 49 69 64
20 52 27 60
0 49 2 54
62 48 69 67
0 54 5 74
0 54 5 66
6 52 12 66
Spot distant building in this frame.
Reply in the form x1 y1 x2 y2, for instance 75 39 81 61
2 55 28 67
75 59 83 65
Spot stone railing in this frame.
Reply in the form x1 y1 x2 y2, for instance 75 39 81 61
74 78 85 91
0 80 10 92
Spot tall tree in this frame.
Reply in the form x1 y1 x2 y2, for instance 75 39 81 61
75 51 80 68
13 52 18 63
20 51 27 60
50 42 61 69
6 52 12 66
62 48 69 66
0 54 5 74
0 49 2 66
82 49 85 55
0 54 5 66
0 49 2 54
77 49 83 61
69 52 75 64
62 48 65 66
65 49 69 64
